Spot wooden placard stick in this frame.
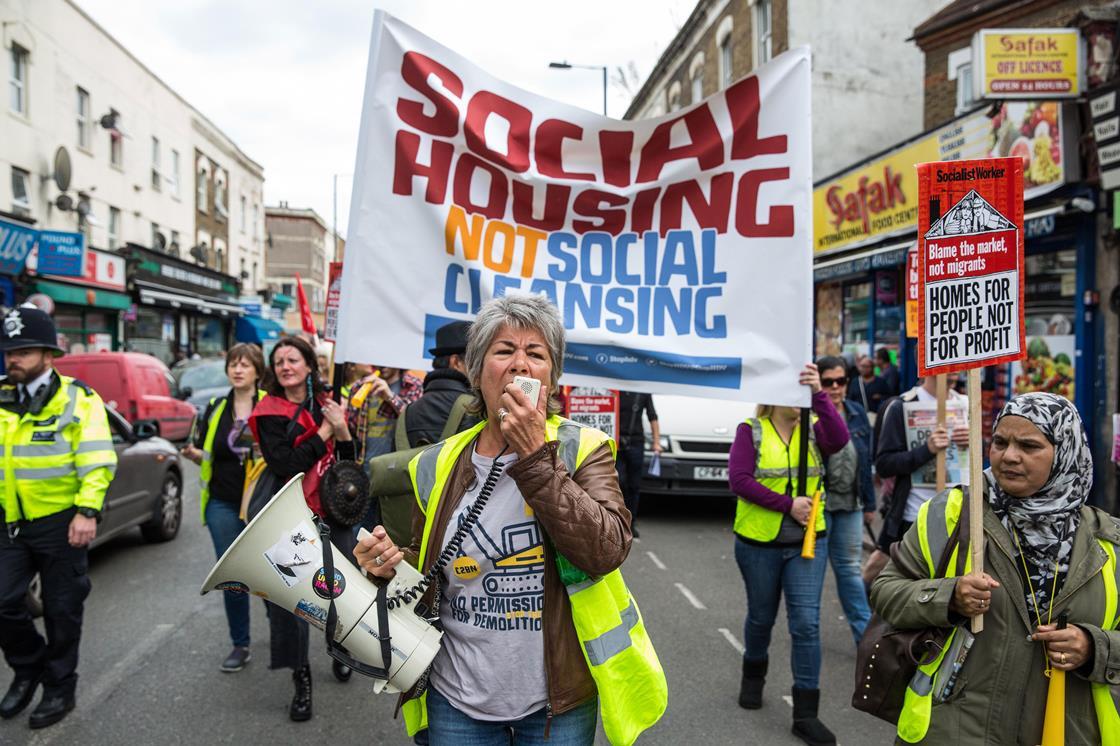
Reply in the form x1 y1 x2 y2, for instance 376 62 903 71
935 373 947 494
967 368 985 634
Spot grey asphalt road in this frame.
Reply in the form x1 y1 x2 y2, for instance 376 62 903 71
0 465 895 745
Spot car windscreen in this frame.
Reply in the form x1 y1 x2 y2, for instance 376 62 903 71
178 362 228 391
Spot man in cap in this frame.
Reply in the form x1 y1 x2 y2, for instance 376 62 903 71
0 305 117 729
401 320 479 448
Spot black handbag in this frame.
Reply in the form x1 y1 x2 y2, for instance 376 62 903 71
852 489 970 723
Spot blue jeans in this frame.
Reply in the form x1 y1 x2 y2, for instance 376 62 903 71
734 537 828 690
204 499 250 648
427 686 597 746
826 510 872 644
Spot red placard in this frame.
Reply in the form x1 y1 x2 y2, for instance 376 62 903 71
905 247 919 338
916 157 1025 376
563 387 620 443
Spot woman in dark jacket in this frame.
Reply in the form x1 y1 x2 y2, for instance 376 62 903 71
247 336 354 722
181 343 266 673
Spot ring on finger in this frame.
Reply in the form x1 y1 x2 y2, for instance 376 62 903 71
498 407 509 422
374 555 385 567
1060 652 1067 664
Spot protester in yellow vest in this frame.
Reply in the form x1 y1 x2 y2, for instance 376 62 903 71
871 392 1120 744
180 343 266 674
355 295 666 746
727 363 850 746
0 305 116 729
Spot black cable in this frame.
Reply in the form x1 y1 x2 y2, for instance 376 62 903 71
386 443 509 611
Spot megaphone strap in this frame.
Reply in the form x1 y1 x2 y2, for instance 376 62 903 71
318 519 393 680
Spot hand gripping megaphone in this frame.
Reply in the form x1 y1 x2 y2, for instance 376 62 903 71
200 473 442 694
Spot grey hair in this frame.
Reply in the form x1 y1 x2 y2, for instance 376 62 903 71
465 294 565 417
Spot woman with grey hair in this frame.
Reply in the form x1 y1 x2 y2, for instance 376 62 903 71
354 294 666 745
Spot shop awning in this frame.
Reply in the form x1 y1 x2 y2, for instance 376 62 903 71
236 315 285 345
137 281 244 317
33 280 132 310
270 292 294 309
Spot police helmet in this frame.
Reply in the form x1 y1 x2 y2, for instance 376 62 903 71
0 305 64 356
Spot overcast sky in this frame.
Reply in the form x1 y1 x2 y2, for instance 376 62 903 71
76 0 696 238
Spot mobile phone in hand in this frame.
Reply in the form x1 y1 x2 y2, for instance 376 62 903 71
513 376 541 407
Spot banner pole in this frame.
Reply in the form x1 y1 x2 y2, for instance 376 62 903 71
935 373 947 494
967 368 985 634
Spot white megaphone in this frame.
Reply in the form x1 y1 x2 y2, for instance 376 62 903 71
200 473 442 694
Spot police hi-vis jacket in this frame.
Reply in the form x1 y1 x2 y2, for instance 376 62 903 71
0 373 117 523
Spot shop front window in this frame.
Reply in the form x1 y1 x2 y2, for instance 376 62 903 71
815 281 843 356
196 318 225 357
1012 249 1076 401
842 281 872 359
873 269 902 355
126 308 174 364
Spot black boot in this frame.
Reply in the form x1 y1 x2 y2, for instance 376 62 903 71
289 665 312 722
738 658 767 709
791 687 836 746
0 674 40 719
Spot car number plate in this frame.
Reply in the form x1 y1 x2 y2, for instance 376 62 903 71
694 466 728 481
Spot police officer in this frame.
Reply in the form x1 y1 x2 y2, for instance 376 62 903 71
0 305 117 729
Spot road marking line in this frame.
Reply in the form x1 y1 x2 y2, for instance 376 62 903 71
646 551 667 570
717 627 744 655
782 695 793 707
673 582 706 609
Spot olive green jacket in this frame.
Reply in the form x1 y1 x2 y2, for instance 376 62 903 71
871 498 1120 745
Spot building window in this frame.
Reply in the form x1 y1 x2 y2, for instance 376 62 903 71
151 222 163 250
214 240 225 271
214 173 227 221
170 229 180 255
717 16 735 88
108 206 121 249
947 48 975 115
150 137 161 191
691 72 703 104
755 0 772 66
11 167 31 217
667 81 682 112
252 261 258 290
170 149 180 198
9 44 28 115
197 162 208 213
689 52 705 104
281 282 293 297
253 203 260 240
77 87 90 149
240 195 247 233
110 130 123 168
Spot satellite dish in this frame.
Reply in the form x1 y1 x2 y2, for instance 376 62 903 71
53 147 72 192
154 232 167 251
25 293 56 316
54 194 74 212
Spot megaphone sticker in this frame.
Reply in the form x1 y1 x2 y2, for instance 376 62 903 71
312 567 346 600
294 599 329 629
215 581 249 593
263 521 320 589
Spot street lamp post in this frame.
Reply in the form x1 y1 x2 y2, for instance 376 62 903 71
549 61 608 117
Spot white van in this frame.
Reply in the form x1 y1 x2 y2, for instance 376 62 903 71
639 394 756 499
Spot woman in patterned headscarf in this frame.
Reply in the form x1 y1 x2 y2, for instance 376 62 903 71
869 392 1120 745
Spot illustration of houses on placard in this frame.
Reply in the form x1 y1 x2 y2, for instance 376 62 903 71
926 190 1014 238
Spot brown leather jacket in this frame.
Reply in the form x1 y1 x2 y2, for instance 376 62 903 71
404 435 631 716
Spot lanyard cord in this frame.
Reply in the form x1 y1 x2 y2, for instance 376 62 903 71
1011 527 1060 676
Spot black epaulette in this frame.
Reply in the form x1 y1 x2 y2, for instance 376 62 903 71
70 379 95 396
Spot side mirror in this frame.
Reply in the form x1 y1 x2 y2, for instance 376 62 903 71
133 420 160 440
177 386 193 400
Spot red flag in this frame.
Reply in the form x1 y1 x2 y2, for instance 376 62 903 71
294 273 316 336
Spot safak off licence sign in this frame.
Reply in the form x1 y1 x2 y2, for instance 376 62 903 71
916 157 1025 376
973 29 1084 98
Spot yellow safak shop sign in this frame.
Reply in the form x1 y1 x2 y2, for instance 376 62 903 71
814 137 938 255
974 29 1083 98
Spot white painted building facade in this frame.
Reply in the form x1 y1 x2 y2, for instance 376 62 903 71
0 0 266 292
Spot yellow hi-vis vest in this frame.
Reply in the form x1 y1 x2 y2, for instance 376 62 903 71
403 416 668 745
898 487 1120 744
199 389 266 523
0 375 117 522
734 415 825 542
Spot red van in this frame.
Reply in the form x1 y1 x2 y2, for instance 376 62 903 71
53 352 196 441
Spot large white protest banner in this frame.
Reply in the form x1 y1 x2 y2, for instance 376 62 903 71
336 12 813 405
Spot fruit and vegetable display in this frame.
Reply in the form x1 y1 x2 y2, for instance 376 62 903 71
1014 337 1074 399
988 102 1062 189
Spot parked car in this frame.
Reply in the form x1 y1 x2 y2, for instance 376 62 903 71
172 358 229 414
53 352 196 441
27 407 183 615
639 394 756 499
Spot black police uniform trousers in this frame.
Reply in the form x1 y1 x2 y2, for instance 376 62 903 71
0 507 90 696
